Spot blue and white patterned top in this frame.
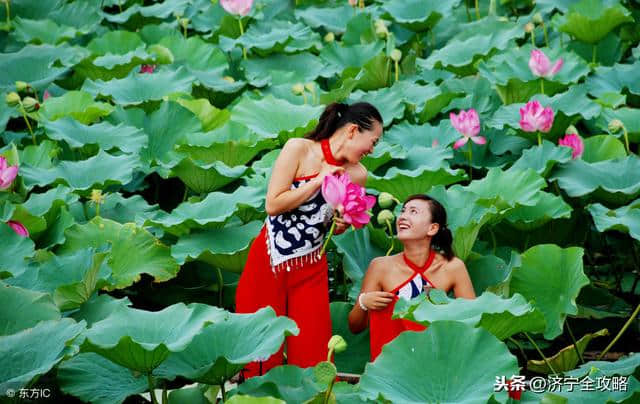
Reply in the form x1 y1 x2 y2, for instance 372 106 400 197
396 273 435 300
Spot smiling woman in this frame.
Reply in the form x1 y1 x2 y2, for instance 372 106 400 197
348 194 476 360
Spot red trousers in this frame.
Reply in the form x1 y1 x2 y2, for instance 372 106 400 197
235 225 332 378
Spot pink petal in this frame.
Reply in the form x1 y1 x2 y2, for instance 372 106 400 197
0 156 6 171
539 107 555 133
529 49 551 77
471 135 486 145
550 58 563 76
0 165 18 189
453 137 469 150
450 112 462 133
321 175 346 209
8 221 29 237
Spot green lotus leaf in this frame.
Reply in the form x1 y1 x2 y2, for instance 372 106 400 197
394 80 453 120
102 0 191 24
565 352 640 378
0 222 35 277
381 0 449 31
587 199 640 241
231 95 324 142
582 134 627 163
226 396 285 404
341 12 377 46
18 139 58 169
170 158 248 194
294 5 354 33
11 17 78 44
20 150 140 191
58 352 148 404
598 107 640 143
158 35 228 71
527 328 609 374
92 47 153 70
319 41 385 76
423 17 525 71
48 0 102 33
80 193 159 227
508 244 589 339
242 53 328 87
330 302 370 374
0 0 61 20
144 185 263 236
359 321 519 403
504 191 572 230
70 294 132 328
88 30 146 56
39 90 115 124
0 283 60 336
394 291 546 340
0 45 72 92
360 140 406 172
237 365 323 403
467 168 546 212
236 20 317 54
550 156 640 203
22 185 79 219
37 206 76 248
80 302 228 372
465 252 512 296
61 217 179 290
153 307 298 384
509 140 573 177
0 318 85 393
171 221 262 272
5 248 111 311
82 67 194 106
586 60 640 98
367 146 466 202
384 121 459 152
348 85 406 126
553 0 633 44
189 66 247 94
174 98 230 132
43 117 147 154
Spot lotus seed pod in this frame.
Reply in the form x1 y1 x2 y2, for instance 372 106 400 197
378 192 395 208
148 44 174 64
390 49 402 62
22 96 39 112
608 119 624 134
377 209 395 226
6 92 20 107
328 335 347 354
313 361 337 385
15 81 28 92
179 18 189 28
524 22 535 33
292 83 305 95
324 32 335 42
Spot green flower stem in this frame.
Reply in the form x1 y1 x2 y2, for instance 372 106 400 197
147 374 159 404
508 337 529 363
524 332 557 375
4 0 11 27
324 378 336 404
541 21 549 47
385 219 394 256
468 142 473 180
319 219 337 257
531 30 536 47
394 59 399 83
464 0 471 21
592 45 597 64
537 131 542 146
597 303 640 360
621 124 631 155
238 18 247 60
19 103 36 145
95 203 100 218
220 381 226 402
565 321 584 365
474 0 480 20
540 78 544 95
117 0 122 13
216 267 224 307
302 91 308 105
182 24 187 38
162 387 168 404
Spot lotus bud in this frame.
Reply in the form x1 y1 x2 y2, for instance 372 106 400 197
324 32 335 43
328 335 347 354
179 18 189 28
6 92 20 107
22 96 39 112
15 81 29 92
524 22 534 33
223 76 236 83
390 48 402 62
292 83 305 95
378 192 395 208
532 13 543 25
375 19 389 38
608 119 624 134
565 124 579 135
148 44 174 64
377 209 395 226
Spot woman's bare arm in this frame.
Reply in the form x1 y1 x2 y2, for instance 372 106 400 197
450 258 476 299
348 258 395 334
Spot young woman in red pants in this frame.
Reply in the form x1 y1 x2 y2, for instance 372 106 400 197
348 194 476 360
236 102 383 377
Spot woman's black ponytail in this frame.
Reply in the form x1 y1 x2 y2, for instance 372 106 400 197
305 102 383 141
405 194 455 261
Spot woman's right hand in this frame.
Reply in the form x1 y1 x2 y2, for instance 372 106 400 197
317 163 345 182
361 291 395 311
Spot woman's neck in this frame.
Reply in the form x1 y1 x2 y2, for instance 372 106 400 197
325 135 347 164
402 240 432 267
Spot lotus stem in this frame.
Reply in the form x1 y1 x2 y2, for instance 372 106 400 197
530 30 536 47
19 103 36 145
565 321 584 365
474 0 480 20
597 303 640 360
182 24 187 38
220 380 226 402
508 337 529 363
489 226 496 255
147 374 159 404
95 203 100 218
319 219 337 257
621 124 631 155
592 45 597 64
468 142 473 180
302 91 307 105
540 78 544 95
541 21 549 47
216 267 224 307
238 18 247 60
385 219 394 256
537 132 542 146
394 59 399 83
4 0 10 27
162 387 168 404
464 0 471 21
524 332 557 375
324 377 336 404
117 0 122 13
182 186 188 202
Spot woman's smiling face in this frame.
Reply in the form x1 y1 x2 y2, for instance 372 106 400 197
396 199 440 242
344 121 383 163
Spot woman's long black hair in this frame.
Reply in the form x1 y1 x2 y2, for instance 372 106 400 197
305 102 383 140
404 194 455 260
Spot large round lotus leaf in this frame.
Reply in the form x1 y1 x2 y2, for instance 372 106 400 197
550 156 640 203
384 121 459 152
5 248 111 311
338 53 391 93
553 0 633 44
171 220 262 271
319 41 385 76
11 17 78 44
509 140 573 177
0 283 60 336
48 0 102 32
174 97 230 132
92 47 153 70
504 191 572 230
294 5 355 33
565 352 640 378
60 217 179 290
467 168 546 212
0 46 71 92
188 66 247 93
586 60 640 98
330 302 370 374
0 318 85 393
508 244 589 339
587 199 640 241
465 252 512 296
153 307 299 384
231 95 324 141
236 20 316 54
598 107 640 143
341 12 377 47
359 321 519 404
82 67 194 105
0 222 35 277
39 90 115 124
19 150 141 191
58 352 148 404
158 35 227 71
0 0 61 20
394 291 546 340
423 17 525 70
360 140 405 172
367 146 466 202
81 193 159 226
381 0 449 31
527 328 608 374
43 117 147 154
170 158 248 194
242 53 328 87
102 0 191 24
237 365 323 403
581 134 627 163
80 302 228 373
17 139 58 170
21 185 79 219
70 294 132 328
348 86 406 126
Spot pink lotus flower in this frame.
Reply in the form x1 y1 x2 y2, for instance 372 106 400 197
139 64 156 74
220 0 253 16
519 100 554 133
558 133 584 159
450 109 486 150
342 182 376 229
0 156 18 190
529 49 563 78
7 220 29 237
43 90 51 101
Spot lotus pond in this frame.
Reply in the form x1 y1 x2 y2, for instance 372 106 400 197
1 0 640 403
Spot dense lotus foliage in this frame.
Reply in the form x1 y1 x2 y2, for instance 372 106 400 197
1 0 640 402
